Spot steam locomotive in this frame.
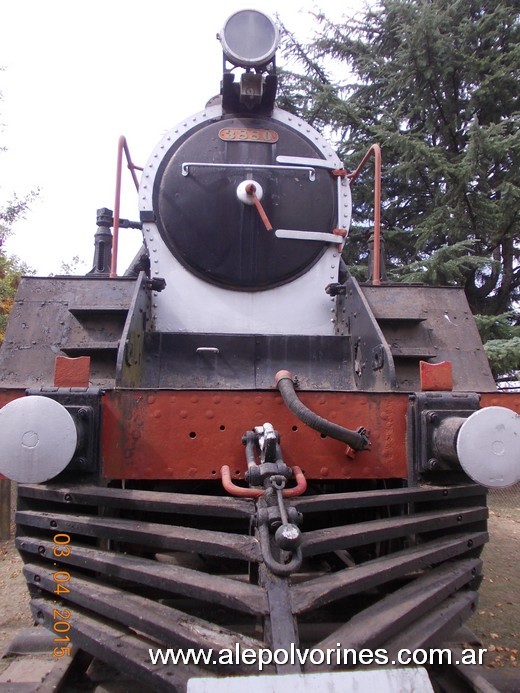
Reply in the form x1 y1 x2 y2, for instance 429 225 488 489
0 10 519 691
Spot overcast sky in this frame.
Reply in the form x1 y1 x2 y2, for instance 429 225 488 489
0 0 362 275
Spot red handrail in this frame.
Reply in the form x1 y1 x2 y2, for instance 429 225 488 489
347 144 382 286
110 136 143 278
109 139 381 280
220 465 307 498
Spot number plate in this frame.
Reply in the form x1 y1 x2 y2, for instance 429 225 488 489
219 128 279 143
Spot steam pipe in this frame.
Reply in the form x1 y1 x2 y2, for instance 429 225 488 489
275 371 370 451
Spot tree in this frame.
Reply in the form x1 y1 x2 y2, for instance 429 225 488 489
0 78 37 342
0 194 35 343
278 0 520 379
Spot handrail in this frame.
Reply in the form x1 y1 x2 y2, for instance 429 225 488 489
110 136 143 278
108 139 381 280
347 144 382 286
220 465 307 498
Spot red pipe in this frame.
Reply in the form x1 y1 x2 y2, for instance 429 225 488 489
347 144 382 286
246 183 273 231
281 467 308 497
221 465 307 498
110 136 143 278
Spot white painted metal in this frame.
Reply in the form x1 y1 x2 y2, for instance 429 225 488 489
276 155 337 169
0 396 77 483
139 105 351 336
457 406 520 488
237 179 264 205
146 251 341 335
188 668 434 693
276 230 342 243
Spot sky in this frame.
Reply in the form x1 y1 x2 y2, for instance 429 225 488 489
0 0 362 275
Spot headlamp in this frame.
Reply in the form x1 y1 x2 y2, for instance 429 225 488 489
219 10 279 68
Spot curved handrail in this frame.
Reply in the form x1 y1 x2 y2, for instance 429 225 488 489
221 465 307 498
347 144 382 286
110 136 143 278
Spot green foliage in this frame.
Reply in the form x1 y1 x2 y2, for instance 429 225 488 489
58 255 86 275
279 0 520 380
474 313 520 343
390 240 491 285
474 313 520 377
0 251 31 342
0 121 37 342
483 337 520 379
0 191 38 241
0 192 36 341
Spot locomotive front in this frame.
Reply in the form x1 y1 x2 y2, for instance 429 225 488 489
0 10 519 691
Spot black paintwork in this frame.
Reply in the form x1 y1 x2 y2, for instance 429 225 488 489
153 114 336 290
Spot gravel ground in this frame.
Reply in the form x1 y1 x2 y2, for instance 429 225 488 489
468 487 520 671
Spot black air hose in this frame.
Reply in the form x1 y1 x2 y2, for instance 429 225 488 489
275 370 370 451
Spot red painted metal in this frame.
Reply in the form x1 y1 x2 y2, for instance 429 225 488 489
283 466 308 497
220 464 307 498
110 136 143 278
221 466 263 497
347 144 382 286
420 360 453 391
0 390 24 479
332 227 347 252
54 356 91 388
481 392 520 413
0 390 24 408
101 389 409 481
246 183 273 231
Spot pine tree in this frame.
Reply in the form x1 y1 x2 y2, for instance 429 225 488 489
278 0 520 379
0 195 35 343
0 84 37 342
